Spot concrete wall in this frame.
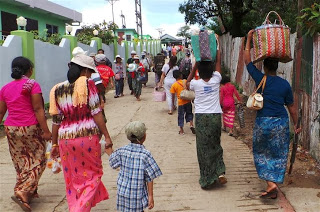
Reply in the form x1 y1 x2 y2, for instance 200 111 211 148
34 38 70 102
0 35 22 88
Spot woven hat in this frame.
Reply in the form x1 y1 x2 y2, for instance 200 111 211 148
133 55 140 60
95 54 107 63
125 121 147 141
131 50 137 55
71 54 97 72
127 63 137 72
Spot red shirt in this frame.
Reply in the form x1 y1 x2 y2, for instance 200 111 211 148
130 63 145 78
96 64 115 87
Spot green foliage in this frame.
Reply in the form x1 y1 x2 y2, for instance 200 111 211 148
179 0 303 37
176 25 191 41
76 21 117 45
31 29 62 45
298 3 320 36
0 40 4 46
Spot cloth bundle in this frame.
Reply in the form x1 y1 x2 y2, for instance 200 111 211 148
191 29 217 62
252 11 292 63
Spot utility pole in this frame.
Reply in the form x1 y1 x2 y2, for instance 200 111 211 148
106 0 119 24
156 28 164 39
120 11 126 28
135 0 142 38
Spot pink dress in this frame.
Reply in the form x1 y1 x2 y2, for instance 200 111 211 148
220 83 241 128
49 77 109 212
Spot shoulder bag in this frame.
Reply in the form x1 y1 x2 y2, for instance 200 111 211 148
246 75 266 110
177 80 195 101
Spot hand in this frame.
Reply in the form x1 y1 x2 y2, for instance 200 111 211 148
294 125 302 134
148 195 154 209
247 29 255 39
42 131 52 141
51 146 60 159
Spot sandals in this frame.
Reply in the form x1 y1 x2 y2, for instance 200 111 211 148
190 127 196 134
11 196 31 212
168 111 173 115
260 189 278 199
218 175 228 184
178 131 185 135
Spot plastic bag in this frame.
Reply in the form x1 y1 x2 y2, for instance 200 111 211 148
52 158 62 174
99 139 106 156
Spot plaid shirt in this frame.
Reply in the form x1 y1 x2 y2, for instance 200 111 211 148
109 143 162 212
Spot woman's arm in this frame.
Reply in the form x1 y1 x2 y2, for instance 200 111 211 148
50 123 60 159
31 94 51 140
215 35 221 73
244 30 255 65
0 101 7 124
93 112 113 155
158 71 166 87
186 62 198 89
287 104 302 134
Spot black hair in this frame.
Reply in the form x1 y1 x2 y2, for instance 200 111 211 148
11 56 34 79
263 57 279 73
221 75 230 85
97 49 104 53
67 62 85 83
197 61 214 79
173 69 183 80
169 56 177 69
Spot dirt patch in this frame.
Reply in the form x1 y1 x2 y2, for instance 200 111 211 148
234 96 320 189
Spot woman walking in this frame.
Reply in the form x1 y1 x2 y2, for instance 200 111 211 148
130 55 145 101
187 39 227 189
158 56 179 114
245 30 301 199
114 55 124 98
220 75 241 136
0 56 51 211
49 53 113 211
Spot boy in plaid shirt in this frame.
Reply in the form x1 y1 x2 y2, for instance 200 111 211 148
109 121 162 211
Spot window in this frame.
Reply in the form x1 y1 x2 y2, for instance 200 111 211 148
126 34 131 41
46 24 58 36
1 11 17 35
26 18 38 31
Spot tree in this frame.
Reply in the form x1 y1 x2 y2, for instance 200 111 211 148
76 20 118 45
179 0 306 37
176 25 191 42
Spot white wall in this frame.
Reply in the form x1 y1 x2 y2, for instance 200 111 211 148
0 35 22 89
34 38 70 102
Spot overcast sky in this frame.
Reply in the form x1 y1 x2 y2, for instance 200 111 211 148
49 0 197 38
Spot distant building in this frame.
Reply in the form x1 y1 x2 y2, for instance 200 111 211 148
115 28 138 44
0 0 82 40
160 34 183 46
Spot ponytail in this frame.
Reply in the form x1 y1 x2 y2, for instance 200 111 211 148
67 63 82 83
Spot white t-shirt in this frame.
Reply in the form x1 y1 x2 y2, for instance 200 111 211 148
162 63 179 81
190 71 223 114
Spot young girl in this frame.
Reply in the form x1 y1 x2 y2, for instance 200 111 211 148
109 121 162 211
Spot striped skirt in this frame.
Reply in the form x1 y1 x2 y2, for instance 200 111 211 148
223 110 235 128
253 117 290 183
5 125 46 196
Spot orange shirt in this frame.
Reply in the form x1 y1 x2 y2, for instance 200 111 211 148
170 79 191 106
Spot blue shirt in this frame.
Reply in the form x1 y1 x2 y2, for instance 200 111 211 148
109 143 162 212
246 62 293 118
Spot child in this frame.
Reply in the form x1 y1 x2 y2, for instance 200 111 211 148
108 121 162 211
170 69 195 135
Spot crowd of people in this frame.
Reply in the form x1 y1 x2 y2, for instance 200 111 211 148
0 30 301 211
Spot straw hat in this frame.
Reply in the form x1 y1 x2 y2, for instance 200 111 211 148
127 64 137 72
71 54 97 72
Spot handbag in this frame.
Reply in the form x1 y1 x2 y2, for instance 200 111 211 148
252 11 292 63
115 73 121 80
246 75 267 110
177 80 195 101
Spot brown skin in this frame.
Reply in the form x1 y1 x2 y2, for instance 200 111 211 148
51 68 113 158
0 68 51 206
245 29 302 196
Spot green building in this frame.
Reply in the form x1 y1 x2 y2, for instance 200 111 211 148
115 28 138 43
0 0 82 40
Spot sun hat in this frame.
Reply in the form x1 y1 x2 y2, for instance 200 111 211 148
125 121 147 141
89 52 96 57
131 50 137 55
133 55 140 60
141 52 146 56
127 64 137 72
95 54 107 63
71 54 97 72
72 47 88 57
115 55 123 60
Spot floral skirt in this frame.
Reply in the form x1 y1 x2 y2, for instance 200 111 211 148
5 125 46 195
59 135 109 212
253 117 290 183
195 113 226 188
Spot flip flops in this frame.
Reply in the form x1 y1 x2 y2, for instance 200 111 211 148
260 189 278 199
218 175 228 184
190 127 196 134
11 196 31 212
